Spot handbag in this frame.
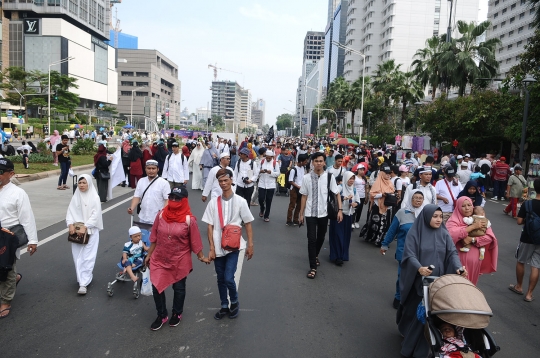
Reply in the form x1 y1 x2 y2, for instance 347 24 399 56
384 193 398 207
217 196 242 251
8 224 29 248
99 171 111 180
327 172 339 220
137 178 158 214
67 222 89 245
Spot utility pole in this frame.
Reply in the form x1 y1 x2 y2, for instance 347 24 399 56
445 0 454 93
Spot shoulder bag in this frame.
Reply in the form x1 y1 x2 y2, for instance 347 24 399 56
327 173 339 220
443 179 457 208
67 222 89 245
7 224 29 248
137 177 158 214
99 171 111 180
217 196 242 251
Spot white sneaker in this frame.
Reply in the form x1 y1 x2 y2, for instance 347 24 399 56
355 223 360 229
351 224 355 229
78 286 87 295
492 196 498 200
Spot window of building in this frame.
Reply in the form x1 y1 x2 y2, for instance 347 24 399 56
135 92 148 97
508 44 513 50
517 40 523 47
502 8 507 14
121 81 134 86
500 34 505 39
499 47 503 53
495 0 499 4
97 5 105 31
79 0 88 21
136 72 149 77
121 71 134 76
493 25 498 30
509 30 514 36
511 4 516 10
69 0 78 15
89 0 97 27
494 12 498 18
506 58 511 64
136 82 148 87
510 17 515 23
531 9 535 15
518 26 524 33
520 12 525 19
94 44 107 84
521 0 527 4
121 91 131 96
530 23 535 29
501 21 506 26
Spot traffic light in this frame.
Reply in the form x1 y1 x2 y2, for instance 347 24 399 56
161 114 165 125
207 118 212 126
53 90 58 101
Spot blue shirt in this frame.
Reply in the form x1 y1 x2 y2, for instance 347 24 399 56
381 211 414 261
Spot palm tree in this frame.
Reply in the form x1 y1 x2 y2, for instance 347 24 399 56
342 76 371 136
411 35 445 100
372 59 402 107
439 20 501 96
394 71 424 126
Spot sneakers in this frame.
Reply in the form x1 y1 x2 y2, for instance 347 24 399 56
169 313 182 327
214 307 230 320
492 196 498 200
355 223 360 229
286 221 294 226
150 315 168 331
351 224 355 229
229 302 240 319
77 286 87 295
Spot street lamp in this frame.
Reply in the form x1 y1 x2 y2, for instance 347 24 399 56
130 86 146 127
48 57 75 135
332 41 366 143
414 102 423 133
367 112 373 146
306 107 338 138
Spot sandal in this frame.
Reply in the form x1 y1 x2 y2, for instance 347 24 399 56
57 187 66 190
0 306 11 318
16 273 22 287
316 257 320 266
63 185 70 189
264 218 270 222
509 284 524 295
306 269 317 279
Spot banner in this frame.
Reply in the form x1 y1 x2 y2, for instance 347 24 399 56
162 130 211 138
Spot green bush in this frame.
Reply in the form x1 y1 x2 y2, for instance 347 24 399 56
7 153 53 163
37 141 51 154
72 138 96 155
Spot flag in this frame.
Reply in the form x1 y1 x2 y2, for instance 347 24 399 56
107 147 126 200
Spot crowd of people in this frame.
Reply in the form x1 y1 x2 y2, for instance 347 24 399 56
3 130 540 357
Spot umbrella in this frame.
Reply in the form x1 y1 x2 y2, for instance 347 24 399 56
329 132 342 138
99 127 105 132
123 124 134 129
332 138 359 146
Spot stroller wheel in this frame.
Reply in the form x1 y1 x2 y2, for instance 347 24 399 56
133 289 140 299
107 283 114 297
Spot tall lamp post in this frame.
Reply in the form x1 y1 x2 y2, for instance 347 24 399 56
49 57 75 135
414 102 423 133
367 112 372 146
332 41 366 144
130 86 146 127
306 107 338 138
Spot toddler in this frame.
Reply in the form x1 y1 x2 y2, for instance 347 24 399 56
439 322 480 358
121 226 148 282
462 206 490 260
470 168 485 195
22 149 29 169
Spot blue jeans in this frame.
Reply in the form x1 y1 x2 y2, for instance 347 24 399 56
493 180 507 198
152 277 186 317
395 260 402 301
58 161 70 186
214 250 240 308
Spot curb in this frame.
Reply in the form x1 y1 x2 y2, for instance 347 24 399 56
14 164 95 184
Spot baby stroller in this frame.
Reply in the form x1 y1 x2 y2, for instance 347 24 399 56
422 275 500 358
106 218 151 299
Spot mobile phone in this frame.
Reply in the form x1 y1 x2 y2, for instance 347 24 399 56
298 221 304 228
428 265 435 271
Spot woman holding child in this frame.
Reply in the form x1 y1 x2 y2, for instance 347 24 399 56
144 186 209 331
446 196 498 285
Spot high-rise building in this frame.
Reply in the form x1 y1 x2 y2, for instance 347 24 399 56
211 81 243 132
343 0 480 78
196 107 211 123
1 0 118 117
486 0 537 77
327 0 341 24
251 98 266 129
108 30 138 49
117 49 181 127
240 89 252 130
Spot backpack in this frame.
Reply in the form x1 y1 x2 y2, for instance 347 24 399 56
403 181 436 205
525 201 540 245
167 153 185 165
236 159 254 171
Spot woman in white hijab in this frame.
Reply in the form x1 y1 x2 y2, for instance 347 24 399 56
187 141 205 190
66 174 103 295
329 171 360 266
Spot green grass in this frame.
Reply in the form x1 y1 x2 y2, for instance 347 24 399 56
13 155 95 175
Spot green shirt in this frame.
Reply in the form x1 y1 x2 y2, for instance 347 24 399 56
508 174 526 198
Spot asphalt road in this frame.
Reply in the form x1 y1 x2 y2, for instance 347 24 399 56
1 181 539 358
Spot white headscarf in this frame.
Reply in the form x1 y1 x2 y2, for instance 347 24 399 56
403 189 426 218
342 171 356 198
66 174 103 234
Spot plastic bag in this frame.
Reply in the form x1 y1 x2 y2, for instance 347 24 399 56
68 168 75 177
140 267 153 296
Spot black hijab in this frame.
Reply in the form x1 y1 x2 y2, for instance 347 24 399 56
457 180 483 207
128 142 143 162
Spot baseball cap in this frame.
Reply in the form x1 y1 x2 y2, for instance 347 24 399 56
444 165 456 177
500 156 506 161
0 158 15 171
398 164 408 172
172 142 179 147
380 165 392 174
514 164 523 170
169 186 188 200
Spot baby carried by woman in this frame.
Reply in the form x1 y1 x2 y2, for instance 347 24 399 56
461 206 491 260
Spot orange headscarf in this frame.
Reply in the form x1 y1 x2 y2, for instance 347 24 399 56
370 172 395 214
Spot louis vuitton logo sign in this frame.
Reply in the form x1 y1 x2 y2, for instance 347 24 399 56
24 19 40 34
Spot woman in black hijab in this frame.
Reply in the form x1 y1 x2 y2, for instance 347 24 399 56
128 141 143 188
457 180 484 207
397 204 467 358
153 141 169 176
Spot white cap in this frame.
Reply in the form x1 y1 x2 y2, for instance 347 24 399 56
457 155 463 159
219 152 230 159
128 226 141 236
460 162 468 167
265 150 274 156
465 154 470 157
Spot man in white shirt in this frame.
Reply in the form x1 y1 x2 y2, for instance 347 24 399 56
299 152 342 279
162 142 189 189
233 147 260 208
435 165 463 223
0 158 38 318
202 152 234 202
456 162 472 187
127 160 170 225
202 168 254 320
257 150 280 221
464 154 475 172
16 141 32 155
287 154 308 226
327 154 344 179
401 166 437 209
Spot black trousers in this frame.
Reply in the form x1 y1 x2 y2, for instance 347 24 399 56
258 188 275 219
236 186 255 208
306 216 328 270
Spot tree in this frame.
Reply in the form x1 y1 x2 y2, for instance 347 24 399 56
394 71 424 126
372 59 402 107
262 124 270 134
439 21 500 96
49 70 80 116
211 115 224 127
276 113 293 130
341 76 369 136
528 0 540 28
412 35 445 100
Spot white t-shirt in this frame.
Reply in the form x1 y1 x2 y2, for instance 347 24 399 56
123 240 144 259
327 165 344 179
299 172 339 218
400 176 411 189
289 166 305 190
133 177 170 224
435 179 463 213
354 176 366 199
391 177 403 191
201 194 255 257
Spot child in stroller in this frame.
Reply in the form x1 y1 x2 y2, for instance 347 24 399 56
439 322 481 358
120 226 149 282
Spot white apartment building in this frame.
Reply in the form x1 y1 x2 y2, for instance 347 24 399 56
305 60 325 134
343 0 480 79
240 89 252 130
196 107 211 123
486 0 537 77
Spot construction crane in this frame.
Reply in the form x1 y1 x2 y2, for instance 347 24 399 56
109 0 122 27
208 63 242 81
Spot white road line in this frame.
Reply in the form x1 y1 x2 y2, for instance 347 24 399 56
21 196 133 255
234 250 245 289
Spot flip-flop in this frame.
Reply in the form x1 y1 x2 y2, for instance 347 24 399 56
16 273 22 287
57 187 66 190
0 307 11 318
524 297 534 302
509 284 524 295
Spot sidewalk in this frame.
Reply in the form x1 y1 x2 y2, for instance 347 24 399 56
16 166 133 231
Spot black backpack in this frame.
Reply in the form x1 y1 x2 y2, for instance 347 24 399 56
167 153 185 165
525 201 540 245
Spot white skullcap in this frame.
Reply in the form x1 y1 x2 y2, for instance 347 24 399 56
128 226 141 236
220 152 230 158
265 150 274 156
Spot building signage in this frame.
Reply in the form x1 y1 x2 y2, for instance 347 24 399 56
91 36 108 49
23 19 40 34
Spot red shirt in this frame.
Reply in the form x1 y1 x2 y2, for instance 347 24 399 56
452 140 458 147
491 161 510 181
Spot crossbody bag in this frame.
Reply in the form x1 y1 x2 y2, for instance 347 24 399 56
137 178 158 214
217 196 242 251
443 179 457 208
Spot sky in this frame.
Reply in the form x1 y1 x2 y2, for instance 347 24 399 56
117 0 489 127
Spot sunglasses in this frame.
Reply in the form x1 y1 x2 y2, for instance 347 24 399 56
0 169 13 175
